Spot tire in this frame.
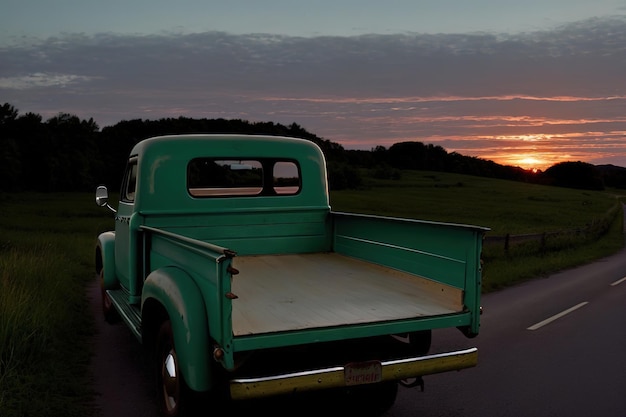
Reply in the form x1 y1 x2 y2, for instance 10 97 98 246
156 320 191 417
99 269 119 323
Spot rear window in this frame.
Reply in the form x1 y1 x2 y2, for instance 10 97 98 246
187 158 300 197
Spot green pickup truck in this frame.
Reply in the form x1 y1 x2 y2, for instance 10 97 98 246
95 134 488 416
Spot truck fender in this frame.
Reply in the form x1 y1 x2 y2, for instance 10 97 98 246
96 231 117 289
141 266 213 392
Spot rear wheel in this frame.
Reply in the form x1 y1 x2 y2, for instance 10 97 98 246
156 320 190 417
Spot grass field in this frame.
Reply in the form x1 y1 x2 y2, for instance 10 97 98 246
0 192 114 417
330 170 623 235
0 171 624 416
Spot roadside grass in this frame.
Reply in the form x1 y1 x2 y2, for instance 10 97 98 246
480 210 624 291
0 173 624 416
0 193 113 417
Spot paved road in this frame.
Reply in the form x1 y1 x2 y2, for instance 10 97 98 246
384 242 626 417
88 281 157 417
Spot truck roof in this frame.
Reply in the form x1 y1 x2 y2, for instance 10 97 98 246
128 134 330 214
129 134 325 160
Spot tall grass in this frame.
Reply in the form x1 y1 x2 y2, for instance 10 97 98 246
0 193 113 417
1 245 68 412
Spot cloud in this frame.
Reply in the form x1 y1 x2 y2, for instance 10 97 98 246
1 17 626 168
0 72 97 89
3 17 626 96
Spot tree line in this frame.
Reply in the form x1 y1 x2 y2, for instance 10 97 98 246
1 102 624 193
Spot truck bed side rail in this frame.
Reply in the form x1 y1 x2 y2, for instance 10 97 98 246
331 212 487 337
139 225 237 258
139 224 238 370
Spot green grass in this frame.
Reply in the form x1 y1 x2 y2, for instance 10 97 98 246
0 193 113 417
331 170 623 235
0 174 624 416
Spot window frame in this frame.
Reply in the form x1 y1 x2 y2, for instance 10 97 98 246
187 157 301 198
120 156 138 203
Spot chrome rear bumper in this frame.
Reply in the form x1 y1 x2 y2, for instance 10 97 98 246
230 347 478 400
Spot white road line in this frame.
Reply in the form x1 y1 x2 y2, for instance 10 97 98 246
527 302 589 331
610 276 626 286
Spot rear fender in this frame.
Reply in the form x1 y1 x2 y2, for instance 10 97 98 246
96 231 117 289
142 266 213 392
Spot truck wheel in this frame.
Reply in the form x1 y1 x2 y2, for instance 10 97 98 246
99 269 119 323
156 320 190 417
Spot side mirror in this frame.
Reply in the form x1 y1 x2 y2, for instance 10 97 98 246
95 185 116 213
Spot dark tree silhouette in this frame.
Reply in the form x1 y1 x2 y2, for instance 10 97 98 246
1 102 623 193
542 161 604 190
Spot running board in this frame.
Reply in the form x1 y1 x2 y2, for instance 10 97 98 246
107 289 142 341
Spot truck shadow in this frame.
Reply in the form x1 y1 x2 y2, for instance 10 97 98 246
226 382 398 417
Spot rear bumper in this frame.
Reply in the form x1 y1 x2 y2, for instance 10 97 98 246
230 347 477 400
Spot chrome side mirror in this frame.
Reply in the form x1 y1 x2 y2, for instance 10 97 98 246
95 185 116 213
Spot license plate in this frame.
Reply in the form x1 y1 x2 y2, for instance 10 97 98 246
344 360 382 386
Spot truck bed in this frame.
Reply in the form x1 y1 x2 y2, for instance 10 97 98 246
230 252 464 336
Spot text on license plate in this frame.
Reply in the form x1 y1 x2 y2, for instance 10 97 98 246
344 360 382 386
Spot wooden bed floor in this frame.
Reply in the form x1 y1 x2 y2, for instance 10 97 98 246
230 252 464 336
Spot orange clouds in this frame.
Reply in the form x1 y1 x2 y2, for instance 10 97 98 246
262 93 626 170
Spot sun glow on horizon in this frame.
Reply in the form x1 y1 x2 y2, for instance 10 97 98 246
516 156 547 171
481 153 553 171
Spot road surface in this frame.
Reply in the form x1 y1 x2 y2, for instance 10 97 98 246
385 241 626 416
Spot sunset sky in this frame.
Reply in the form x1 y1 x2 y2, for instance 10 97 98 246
2 1 626 170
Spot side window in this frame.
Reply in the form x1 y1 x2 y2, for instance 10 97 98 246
121 158 138 202
187 158 300 197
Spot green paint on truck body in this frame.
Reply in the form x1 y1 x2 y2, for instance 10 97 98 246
96 134 489 400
